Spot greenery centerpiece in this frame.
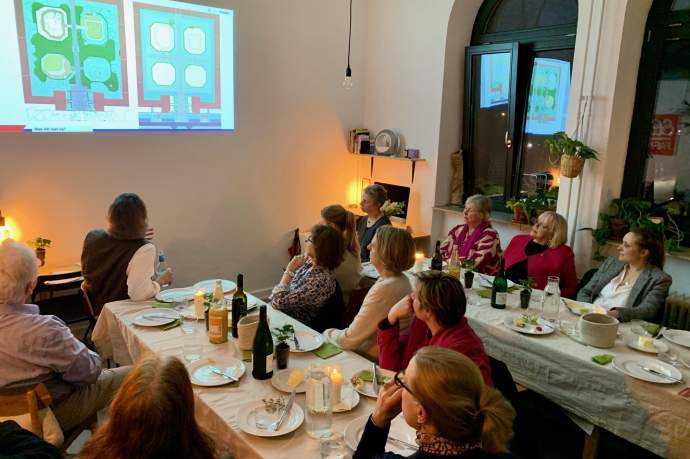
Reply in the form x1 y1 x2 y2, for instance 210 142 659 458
273 324 295 369
544 132 599 178
518 278 534 309
380 200 406 217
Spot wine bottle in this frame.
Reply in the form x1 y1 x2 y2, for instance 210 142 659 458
231 274 248 338
252 305 274 380
430 240 443 271
491 258 508 309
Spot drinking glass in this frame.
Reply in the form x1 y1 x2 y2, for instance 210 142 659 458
541 276 561 324
320 433 349 459
305 365 332 439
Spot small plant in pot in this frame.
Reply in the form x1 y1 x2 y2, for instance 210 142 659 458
462 259 476 289
27 237 51 267
518 278 534 309
273 324 295 369
544 132 598 179
506 199 527 224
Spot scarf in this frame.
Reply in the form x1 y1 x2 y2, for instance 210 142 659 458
416 431 481 456
454 221 490 259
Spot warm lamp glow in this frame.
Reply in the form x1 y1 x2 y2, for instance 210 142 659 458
346 179 360 206
0 216 20 242
551 169 561 188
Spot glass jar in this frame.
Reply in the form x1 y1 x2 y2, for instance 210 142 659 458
305 365 332 439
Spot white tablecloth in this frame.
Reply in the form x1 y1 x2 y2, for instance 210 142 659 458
92 295 379 459
464 289 690 459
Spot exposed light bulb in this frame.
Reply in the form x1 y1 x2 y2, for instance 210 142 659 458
342 66 353 89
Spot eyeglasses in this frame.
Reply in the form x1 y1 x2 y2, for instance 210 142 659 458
394 371 416 398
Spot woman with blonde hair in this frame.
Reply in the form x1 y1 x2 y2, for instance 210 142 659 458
321 204 362 304
503 211 578 298
78 356 217 459
358 184 392 262
355 347 516 458
324 226 413 360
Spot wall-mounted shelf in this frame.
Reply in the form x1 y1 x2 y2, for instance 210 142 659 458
350 153 426 183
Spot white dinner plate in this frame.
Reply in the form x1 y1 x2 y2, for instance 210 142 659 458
333 385 360 413
288 331 324 353
351 369 394 398
503 316 554 336
271 369 308 393
193 279 236 295
624 336 669 354
237 400 304 437
155 287 195 303
562 298 594 316
188 358 246 387
475 273 516 289
132 309 180 327
613 356 683 384
345 414 417 454
663 329 690 348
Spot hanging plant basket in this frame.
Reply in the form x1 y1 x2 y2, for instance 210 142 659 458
560 155 586 178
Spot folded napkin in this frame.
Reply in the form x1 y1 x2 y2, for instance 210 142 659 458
477 286 520 298
356 369 390 384
242 350 252 362
313 342 343 359
592 354 614 365
152 302 175 309
161 319 181 330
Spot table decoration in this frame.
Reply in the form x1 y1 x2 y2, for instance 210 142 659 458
313 342 343 359
329 366 343 406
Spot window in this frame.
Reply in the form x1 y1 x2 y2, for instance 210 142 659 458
463 0 577 207
623 0 690 245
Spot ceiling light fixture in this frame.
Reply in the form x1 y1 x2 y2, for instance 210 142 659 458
342 0 353 89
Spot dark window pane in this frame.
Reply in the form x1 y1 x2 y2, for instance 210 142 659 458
671 0 690 11
486 0 578 34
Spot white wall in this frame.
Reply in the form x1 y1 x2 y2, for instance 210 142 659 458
0 0 368 292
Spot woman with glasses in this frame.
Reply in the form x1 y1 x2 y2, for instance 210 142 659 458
377 271 493 386
354 347 517 459
440 195 502 275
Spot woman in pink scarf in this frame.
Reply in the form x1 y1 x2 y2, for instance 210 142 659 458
440 194 502 275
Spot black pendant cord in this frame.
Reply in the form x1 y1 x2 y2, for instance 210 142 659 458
346 0 352 76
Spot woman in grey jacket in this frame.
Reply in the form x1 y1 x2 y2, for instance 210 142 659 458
577 228 671 322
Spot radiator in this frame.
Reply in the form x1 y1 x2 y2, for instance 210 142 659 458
663 294 690 331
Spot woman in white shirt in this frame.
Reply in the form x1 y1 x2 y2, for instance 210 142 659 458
321 204 362 305
577 228 672 322
324 226 414 360
81 193 173 313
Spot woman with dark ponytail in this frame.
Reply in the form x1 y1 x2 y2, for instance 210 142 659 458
355 346 517 458
321 204 363 304
578 228 672 322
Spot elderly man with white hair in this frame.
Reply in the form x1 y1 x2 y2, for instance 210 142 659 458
0 240 129 433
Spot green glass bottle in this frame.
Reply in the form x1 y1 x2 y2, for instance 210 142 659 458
231 274 248 338
491 258 507 309
252 305 274 380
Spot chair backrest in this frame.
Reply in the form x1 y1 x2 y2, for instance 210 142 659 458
80 283 97 320
32 271 84 302
340 285 371 329
0 384 52 438
307 282 345 333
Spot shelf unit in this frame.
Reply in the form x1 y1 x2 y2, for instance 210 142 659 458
350 153 426 183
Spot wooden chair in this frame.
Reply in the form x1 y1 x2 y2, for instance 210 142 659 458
80 283 98 344
0 383 53 439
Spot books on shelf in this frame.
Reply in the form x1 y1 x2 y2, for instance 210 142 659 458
348 128 371 154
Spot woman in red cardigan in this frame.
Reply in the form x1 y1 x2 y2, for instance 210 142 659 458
376 271 493 387
503 211 578 298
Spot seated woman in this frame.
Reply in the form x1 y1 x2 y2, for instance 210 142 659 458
577 228 672 322
440 194 501 275
321 204 363 305
503 211 578 298
324 226 414 360
377 271 493 386
271 224 345 325
81 193 173 314
79 356 217 459
358 184 392 262
355 347 516 459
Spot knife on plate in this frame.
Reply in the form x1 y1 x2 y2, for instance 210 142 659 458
371 362 380 394
273 391 295 432
639 365 683 383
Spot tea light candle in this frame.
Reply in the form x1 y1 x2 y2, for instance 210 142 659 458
414 252 425 273
329 367 343 407
194 289 205 320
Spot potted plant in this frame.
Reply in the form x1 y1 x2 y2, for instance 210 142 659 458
381 200 406 224
544 132 598 178
462 259 476 289
27 237 51 267
506 199 527 224
518 278 534 309
273 324 295 369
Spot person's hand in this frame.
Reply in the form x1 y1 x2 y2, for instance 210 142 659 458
287 254 307 272
371 381 403 427
387 295 414 325
607 309 620 319
157 268 173 286
145 227 155 240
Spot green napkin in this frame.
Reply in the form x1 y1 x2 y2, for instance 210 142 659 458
312 342 343 359
242 350 252 362
356 369 390 384
152 302 175 309
641 321 661 337
592 354 614 365
161 319 181 330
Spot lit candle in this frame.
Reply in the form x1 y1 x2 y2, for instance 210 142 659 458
329 367 343 407
414 252 425 273
194 289 205 320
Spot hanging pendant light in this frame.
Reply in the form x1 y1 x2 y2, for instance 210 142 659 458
342 0 353 89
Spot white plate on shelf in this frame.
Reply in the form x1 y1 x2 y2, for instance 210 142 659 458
345 414 417 454
155 287 195 303
624 336 669 354
188 358 246 387
271 369 308 393
132 308 180 327
237 400 304 437
613 356 683 384
287 330 324 353
350 369 394 398
193 279 236 295
663 329 690 348
503 316 554 336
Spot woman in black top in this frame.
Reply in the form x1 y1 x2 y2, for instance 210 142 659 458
355 347 518 459
358 184 392 262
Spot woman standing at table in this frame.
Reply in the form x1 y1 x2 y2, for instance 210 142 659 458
321 204 363 305
79 356 218 459
358 184 392 262
324 226 414 361
503 211 578 298
440 195 502 275
577 228 672 322
355 347 516 459
81 193 173 314
377 271 493 386
271 224 345 327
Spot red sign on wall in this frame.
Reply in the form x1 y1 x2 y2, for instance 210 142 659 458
649 114 679 156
